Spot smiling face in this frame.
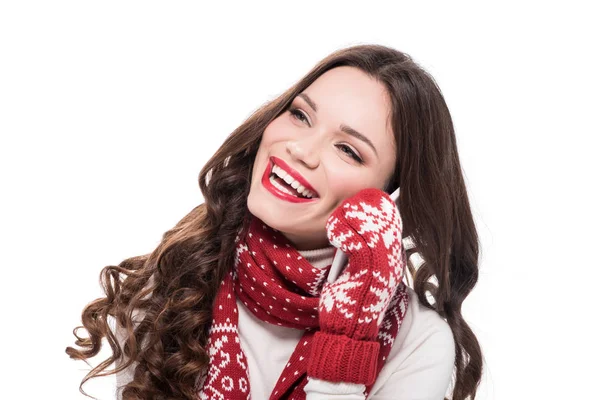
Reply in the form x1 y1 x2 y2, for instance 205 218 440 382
247 66 397 250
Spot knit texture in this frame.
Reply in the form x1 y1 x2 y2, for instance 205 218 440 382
195 211 409 399
306 188 409 386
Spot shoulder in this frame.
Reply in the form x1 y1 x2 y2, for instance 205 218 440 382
393 286 455 367
108 315 140 398
369 286 456 399
398 286 455 353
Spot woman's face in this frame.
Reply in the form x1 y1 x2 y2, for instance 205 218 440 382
247 66 397 250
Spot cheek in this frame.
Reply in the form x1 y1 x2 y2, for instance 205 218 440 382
262 115 292 142
251 119 289 179
326 169 376 203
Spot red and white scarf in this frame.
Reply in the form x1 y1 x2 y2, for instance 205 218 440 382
195 216 409 399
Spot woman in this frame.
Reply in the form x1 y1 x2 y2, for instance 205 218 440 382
67 44 483 399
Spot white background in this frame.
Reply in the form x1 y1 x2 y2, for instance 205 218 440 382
1 1 598 399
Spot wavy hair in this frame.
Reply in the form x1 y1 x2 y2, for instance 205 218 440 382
66 44 483 399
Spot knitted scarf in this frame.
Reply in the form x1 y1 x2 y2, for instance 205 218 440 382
195 216 409 399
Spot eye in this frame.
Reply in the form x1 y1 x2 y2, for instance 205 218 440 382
288 107 310 126
336 144 364 164
287 105 363 164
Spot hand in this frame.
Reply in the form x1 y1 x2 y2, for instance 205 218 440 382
322 187 407 338
307 187 408 385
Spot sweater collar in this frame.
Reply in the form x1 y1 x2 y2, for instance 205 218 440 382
298 246 336 269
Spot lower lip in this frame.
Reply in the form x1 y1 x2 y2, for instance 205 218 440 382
261 162 318 204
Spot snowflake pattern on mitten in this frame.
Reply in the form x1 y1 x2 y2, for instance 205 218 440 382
320 188 407 339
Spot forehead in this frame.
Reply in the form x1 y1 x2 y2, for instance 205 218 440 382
302 66 396 156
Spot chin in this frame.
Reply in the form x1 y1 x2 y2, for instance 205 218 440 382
247 196 283 230
247 190 274 224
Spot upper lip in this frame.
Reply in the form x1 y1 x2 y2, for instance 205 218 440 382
270 156 319 197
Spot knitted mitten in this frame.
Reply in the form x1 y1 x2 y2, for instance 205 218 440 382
307 188 407 385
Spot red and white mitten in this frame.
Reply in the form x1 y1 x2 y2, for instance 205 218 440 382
307 188 407 385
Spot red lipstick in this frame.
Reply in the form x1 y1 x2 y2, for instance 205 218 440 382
270 156 319 196
261 158 318 203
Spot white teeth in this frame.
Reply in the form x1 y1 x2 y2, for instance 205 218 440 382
270 175 296 196
271 165 317 198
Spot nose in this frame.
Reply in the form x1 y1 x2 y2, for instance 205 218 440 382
285 139 320 169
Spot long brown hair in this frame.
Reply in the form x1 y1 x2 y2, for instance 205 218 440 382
66 44 483 399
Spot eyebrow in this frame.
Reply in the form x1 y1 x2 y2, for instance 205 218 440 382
297 93 379 157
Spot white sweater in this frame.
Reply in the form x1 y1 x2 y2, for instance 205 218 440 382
111 247 456 399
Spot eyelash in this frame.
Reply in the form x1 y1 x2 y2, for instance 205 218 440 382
288 106 364 164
